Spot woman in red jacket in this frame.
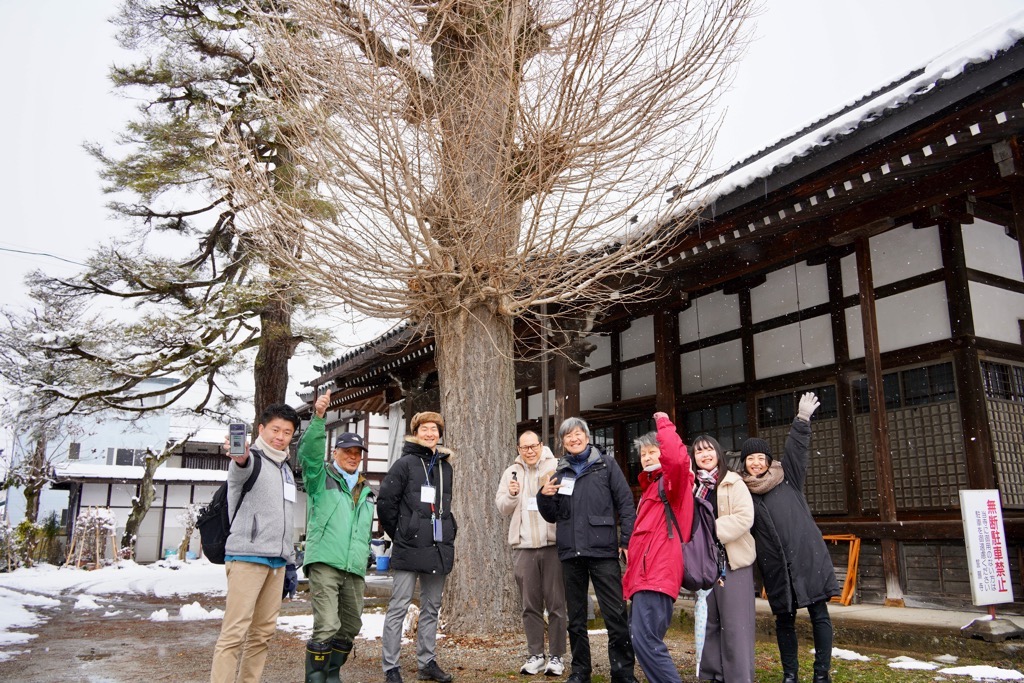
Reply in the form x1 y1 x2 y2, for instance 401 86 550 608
622 412 695 683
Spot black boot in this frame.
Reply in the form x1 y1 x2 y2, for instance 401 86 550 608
327 638 353 682
782 674 798 683
812 674 831 683
306 640 332 683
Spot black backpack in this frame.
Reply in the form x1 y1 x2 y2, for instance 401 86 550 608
659 479 728 591
196 454 262 564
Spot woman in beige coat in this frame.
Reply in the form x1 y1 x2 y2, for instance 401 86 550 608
495 431 567 677
691 435 756 683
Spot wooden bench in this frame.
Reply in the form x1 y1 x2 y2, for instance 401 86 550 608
823 534 861 606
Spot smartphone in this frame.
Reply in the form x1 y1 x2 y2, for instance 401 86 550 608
229 423 247 456
512 472 517 481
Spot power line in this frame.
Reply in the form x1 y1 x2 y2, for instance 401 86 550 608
0 246 86 267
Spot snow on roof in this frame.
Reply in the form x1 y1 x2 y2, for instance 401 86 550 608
691 8 1024 209
54 462 227 484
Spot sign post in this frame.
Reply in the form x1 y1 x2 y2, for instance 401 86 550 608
958 490 1022 642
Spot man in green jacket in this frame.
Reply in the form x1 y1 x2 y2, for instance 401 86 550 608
300 390 376 683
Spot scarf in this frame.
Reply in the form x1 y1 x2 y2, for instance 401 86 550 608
740 460 785 495
253 436 288 465
332 461 360 491
695 467 718 500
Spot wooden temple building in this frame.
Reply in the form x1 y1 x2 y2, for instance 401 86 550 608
299 19 1024 610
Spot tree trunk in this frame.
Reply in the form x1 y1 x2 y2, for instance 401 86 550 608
120 455 160 559
253 289 296 420
435 305 520 634
22 435 48 526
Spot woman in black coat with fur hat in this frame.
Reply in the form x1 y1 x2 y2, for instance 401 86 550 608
740 392 838 683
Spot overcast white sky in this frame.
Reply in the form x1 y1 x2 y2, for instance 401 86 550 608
0 0 1021 412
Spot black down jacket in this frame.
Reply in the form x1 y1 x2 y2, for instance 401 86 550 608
749 418 839 614
536 445 636 561
377 437 457 575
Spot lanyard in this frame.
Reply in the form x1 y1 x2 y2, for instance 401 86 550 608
420 456 444 515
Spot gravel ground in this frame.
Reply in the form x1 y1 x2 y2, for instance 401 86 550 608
0 588 739 683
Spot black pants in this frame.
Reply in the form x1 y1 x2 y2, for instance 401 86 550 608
562 556 635 683
774 599 833 678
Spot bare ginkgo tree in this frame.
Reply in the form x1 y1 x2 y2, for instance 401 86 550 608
225 0 753 633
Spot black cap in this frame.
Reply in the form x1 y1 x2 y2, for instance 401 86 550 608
334 432 368 451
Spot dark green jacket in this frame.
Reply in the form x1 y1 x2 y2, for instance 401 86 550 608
298 417 376 575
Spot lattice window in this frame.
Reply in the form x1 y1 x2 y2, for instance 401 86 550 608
986 397 1024 509
856 402 967 511
759 415 846 515
981 361 1024 402
683 401 747 452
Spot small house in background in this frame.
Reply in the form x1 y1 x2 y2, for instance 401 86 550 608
297 16 1024 611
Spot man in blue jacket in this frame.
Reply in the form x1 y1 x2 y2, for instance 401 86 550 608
538 417 637 683
299 390 376 683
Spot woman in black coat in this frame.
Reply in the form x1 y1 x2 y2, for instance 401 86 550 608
740 393 838 683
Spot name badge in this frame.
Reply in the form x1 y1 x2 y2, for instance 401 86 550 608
283 481 296 502
421 485 436 504
526 496 539 511
432 517 443 542
558 476 575 496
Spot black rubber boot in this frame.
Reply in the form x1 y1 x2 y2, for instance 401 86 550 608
327 638 353 681
306 640 332 683
782 674 798 683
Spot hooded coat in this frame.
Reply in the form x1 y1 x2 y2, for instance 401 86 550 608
621 415 695 601
377 436 457 575
744 418 839 614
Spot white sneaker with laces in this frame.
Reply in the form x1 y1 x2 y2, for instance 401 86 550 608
521 655 547 675
544 656 564 676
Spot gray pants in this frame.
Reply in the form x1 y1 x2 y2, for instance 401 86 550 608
382 570 447 671
513 546 567 657
699 563 756 683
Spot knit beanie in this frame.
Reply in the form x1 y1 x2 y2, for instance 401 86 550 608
410 411 445 436
740 437 772 466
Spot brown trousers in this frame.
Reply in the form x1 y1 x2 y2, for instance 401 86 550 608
210 561 286 683
513 545 567 657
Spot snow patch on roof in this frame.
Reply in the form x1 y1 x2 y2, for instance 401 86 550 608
54 462 227 483
693 9 1024 207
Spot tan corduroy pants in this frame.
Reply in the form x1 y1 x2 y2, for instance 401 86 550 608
210 560 286 683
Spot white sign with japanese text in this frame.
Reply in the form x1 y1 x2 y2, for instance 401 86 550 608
959 489 1014 606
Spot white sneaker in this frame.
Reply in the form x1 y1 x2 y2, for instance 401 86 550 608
521 655 547 675
544 657 564 676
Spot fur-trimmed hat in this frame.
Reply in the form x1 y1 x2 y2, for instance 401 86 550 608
410 411 445 436
740 437 772 465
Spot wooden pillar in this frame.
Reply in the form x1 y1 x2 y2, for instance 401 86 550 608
938 215 998 489
653 310 680 421
739 289 758 436
554 353 581 435
827 257 861 514
855 235 904 606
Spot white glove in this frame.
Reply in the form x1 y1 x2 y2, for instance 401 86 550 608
797 392 820 422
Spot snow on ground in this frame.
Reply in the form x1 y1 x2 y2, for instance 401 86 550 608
0 559 228 661
938 666 1024 681
0 559 227 599
832 647 869 661
889 655 939 670
278 611 392 644
0 585 59 662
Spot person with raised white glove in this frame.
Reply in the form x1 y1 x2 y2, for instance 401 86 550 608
739 392 839 683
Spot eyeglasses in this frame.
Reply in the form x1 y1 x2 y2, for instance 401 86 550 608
518 443 542 452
